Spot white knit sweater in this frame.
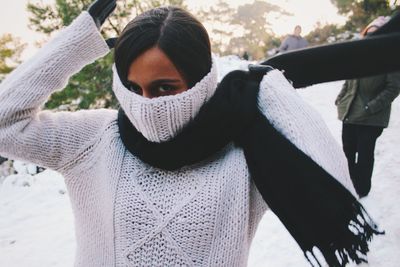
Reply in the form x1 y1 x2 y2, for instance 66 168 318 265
0 12 354 267
112 58 219 143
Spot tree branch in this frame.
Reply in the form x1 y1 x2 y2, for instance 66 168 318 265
106 17 121 36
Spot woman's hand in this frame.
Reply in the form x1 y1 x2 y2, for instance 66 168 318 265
88 0 117 28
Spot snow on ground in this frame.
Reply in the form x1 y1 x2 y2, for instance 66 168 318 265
1 57 399 266
0 171 75 267
249 82 400 267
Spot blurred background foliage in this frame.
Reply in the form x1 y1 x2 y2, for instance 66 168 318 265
0 0 398 110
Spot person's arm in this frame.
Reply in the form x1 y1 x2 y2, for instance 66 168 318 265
257 70 356 194
335 80 349 105
366 71 400 113
0 12 111 170
278 37 289 52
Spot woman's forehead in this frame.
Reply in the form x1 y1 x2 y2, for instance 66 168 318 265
127 47 184 83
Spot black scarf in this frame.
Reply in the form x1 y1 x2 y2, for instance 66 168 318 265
262 12 400 88
117 70 383 267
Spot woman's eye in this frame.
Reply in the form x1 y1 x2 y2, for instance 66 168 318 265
127 83 141 94
158 84 176 93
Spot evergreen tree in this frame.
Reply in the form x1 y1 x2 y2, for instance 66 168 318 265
197 1 236 56
330 0 399 31
198 0 286 60
27 0 185 110
229 1 285 60
305 23 342 45
0 34 26 82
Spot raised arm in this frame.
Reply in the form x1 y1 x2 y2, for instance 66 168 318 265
0 12 111 170
278 36 289 53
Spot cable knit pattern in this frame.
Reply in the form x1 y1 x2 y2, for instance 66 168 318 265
113 145 265 267
0 11 354 267
112 59 218 142
258 71 356 194
0 12 267 267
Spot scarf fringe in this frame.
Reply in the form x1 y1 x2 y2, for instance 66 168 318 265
305 203 384 267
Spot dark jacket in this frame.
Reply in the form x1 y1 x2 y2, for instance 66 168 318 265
335 72 400 127
278 35 308 53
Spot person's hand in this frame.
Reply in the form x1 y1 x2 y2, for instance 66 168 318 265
88 0 117 28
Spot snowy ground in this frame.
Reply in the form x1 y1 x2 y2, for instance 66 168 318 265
249 82 400 267
1 57 399 266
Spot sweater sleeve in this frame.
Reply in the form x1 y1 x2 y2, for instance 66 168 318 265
0 12 111 170
367 71 400 114
257 70 356 195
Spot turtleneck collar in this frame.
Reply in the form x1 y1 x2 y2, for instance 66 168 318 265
112 57 218 143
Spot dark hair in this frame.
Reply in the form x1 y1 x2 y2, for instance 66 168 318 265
114 6 212 88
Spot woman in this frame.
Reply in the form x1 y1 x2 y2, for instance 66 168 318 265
0 1 381 266
335 16 400 198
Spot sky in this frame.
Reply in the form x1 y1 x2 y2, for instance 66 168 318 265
186 0 347 35
0 0 347 58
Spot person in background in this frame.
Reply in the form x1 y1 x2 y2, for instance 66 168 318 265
278 25 308 53
0 0 382 265
335 16 400 198
242 51 250 60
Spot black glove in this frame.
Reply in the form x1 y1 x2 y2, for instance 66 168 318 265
88 0 117 28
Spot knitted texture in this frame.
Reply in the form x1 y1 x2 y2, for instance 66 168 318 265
258 71 356 195
112 59 218 142
0 12 267 267
114 145 266 267
0 11 110 170
0 11 354 267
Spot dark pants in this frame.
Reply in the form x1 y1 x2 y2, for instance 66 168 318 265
342 123 383 197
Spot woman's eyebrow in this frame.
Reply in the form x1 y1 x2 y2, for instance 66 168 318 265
126 79 182 88
149 79 182 87
125 80 143 91
151 78 181 84
126 80 139 86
